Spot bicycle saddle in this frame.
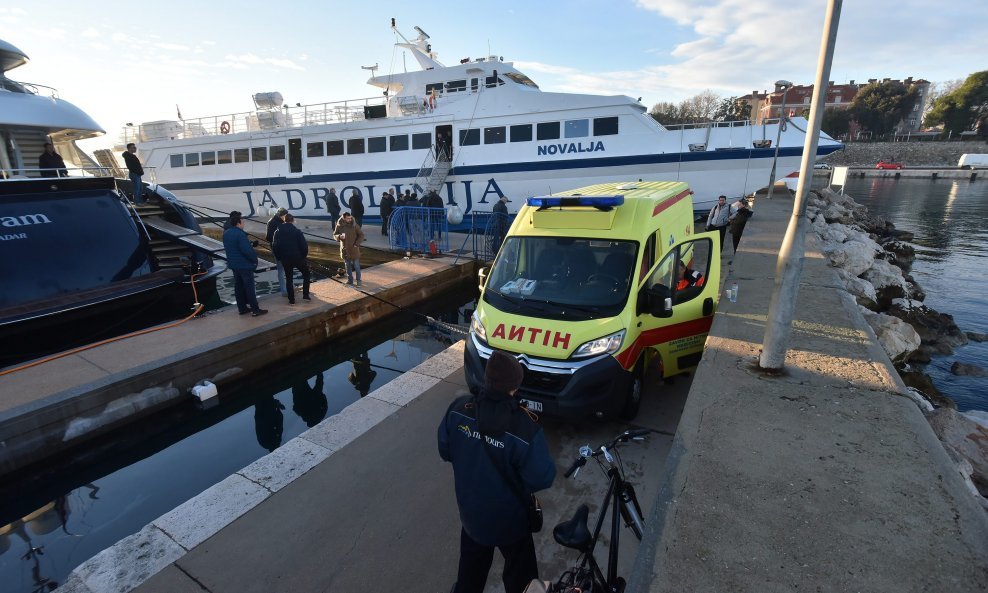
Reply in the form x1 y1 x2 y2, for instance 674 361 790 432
553 504 593 552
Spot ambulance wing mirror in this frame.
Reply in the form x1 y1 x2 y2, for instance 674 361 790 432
647 285 674 318
478 267 489 291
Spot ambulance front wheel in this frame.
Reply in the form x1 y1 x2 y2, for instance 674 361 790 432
620 357 644 420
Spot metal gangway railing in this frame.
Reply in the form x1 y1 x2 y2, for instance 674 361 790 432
412 145 452 195
387 206 449 253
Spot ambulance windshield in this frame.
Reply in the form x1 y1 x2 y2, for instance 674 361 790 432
485 236 637 320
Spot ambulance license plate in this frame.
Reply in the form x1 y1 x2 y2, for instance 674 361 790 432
520 399 543 413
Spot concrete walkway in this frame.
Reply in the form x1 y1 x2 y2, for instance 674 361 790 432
41 193 988 592
628 194 988 592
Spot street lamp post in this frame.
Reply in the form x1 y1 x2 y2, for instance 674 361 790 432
765 80 793 200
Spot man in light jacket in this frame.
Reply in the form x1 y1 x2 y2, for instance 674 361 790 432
705 194 730 249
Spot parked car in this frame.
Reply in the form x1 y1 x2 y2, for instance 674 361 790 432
813 163 832 170
876 160 904 170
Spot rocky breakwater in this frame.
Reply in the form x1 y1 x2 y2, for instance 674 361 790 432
808 188 988 509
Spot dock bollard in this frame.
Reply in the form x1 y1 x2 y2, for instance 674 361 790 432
191 381 218 401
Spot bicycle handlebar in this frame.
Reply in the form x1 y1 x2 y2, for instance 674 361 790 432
564 429 655 479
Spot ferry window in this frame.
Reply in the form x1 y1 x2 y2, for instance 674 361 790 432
484 126 506 144
327 140 344 156
485 75 504 88
288 138 302 172
390 135 409 151
217 150 233 164
594 117 619 136
368 136 387 153
307 142 324 157
412 132 432 150
445 80 467 93
459 128 480 146
251 147 267 161
471 78 479 91
270 145 286 160
537 122 560 140
565 119 589 138
185 153 199 167
510 124 532 142
234 148 249 163
503 72 539 88
201 151 216 166
426 83 443 96
347 139 365 154
170 154 184 168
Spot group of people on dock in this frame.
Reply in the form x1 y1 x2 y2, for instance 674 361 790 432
706 194 753 253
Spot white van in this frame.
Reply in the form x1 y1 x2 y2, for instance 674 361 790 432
958 154 988 169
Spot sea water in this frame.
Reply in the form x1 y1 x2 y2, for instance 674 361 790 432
836 177 988 412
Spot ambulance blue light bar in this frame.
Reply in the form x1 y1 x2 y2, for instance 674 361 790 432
526 195 625 208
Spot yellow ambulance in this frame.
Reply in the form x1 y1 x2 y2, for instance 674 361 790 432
465 181 721 421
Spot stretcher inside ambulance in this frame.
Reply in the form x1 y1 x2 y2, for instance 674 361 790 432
464 182 721 421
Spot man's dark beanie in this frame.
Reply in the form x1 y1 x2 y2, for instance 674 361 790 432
485 350 524 393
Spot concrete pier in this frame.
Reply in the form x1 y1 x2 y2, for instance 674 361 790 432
16 195 988 592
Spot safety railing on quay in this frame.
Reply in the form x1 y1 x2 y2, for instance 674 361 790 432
387 206 450 254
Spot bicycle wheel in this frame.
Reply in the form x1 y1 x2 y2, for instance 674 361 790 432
619 484 646 541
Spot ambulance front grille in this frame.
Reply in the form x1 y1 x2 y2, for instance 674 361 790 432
521 369 571 393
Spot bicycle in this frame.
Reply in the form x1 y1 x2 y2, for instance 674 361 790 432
526 428 653 593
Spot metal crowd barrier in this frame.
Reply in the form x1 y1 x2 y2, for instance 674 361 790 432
387 206 449 253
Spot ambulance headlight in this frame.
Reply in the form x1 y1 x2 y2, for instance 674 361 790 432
572 329 626 359
471 312 487 341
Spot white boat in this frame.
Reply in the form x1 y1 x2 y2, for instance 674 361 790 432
124 23 842 222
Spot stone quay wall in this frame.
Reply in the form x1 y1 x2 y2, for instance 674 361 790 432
822 140 988 167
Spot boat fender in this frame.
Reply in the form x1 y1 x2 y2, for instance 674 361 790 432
191 381 218 401
447 205 463 225
220 121 231 134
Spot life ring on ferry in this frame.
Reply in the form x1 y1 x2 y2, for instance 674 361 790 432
220 121 231 134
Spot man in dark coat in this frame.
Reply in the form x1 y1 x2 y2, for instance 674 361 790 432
347 189 365 227
438 350 556 593
39 142 68 177
222 212 266 316
266 207 288 296
326 187 342 223
490 196 511 254
122 143 145 203
379 190 395 236
271 214 311 304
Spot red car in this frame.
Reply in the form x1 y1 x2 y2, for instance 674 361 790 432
876 160 904 170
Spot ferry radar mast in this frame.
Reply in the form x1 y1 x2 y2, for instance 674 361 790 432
390 18 442 70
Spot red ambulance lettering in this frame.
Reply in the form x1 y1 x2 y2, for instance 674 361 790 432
490 324 572 350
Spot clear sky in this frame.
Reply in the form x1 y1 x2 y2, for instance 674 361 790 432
2 0 984 152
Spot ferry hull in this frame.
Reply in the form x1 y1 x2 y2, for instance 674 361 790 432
160 148 828 221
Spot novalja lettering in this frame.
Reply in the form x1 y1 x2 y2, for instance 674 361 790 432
490 323 571 350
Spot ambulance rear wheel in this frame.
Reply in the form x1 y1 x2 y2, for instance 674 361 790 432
620 358 644 420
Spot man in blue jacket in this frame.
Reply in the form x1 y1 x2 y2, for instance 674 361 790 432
271 214 311 304
438 350 556 593
222 212 267 317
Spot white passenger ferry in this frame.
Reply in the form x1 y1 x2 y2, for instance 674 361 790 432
125 23 842 221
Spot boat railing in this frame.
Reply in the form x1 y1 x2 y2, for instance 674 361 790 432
127 96 389 143
0 166 118 180
0 77 58 97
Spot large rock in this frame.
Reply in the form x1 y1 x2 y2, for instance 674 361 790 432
885 300 969 350
967 332 988 343
899 370 955 409
926 408 988 497
822 203 854 224
824 239 879 276
880 240 916 272
951 362 988 377
836 268 878 304
861 308 921 360
864 259 910 307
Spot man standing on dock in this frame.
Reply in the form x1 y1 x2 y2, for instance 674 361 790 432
437 350 556 593
122 143 145 204
348 189 365 227
223 212 267 317
272 214 311 304
705 195 730 249
266 207 288 297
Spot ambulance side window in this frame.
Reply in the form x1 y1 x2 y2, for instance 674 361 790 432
674 238 713 304
644 248 677 297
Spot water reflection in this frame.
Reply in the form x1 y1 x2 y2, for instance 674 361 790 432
291 374 328 428
348 353 377 397
0 288 474 593
838 177 988 412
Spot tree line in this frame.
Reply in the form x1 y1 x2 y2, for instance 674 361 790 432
649 70 987 139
